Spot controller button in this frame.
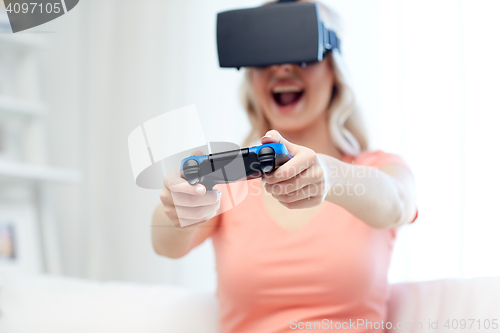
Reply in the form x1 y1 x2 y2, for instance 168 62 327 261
184 159 199 168
259 159 274 173
258 146 274 156
258 147 275 173
183 170 200 185
183 160 200 185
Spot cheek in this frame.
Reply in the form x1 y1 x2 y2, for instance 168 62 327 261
305 70 334 106
250 71 268 93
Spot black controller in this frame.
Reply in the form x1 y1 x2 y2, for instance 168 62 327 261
181 143 292 190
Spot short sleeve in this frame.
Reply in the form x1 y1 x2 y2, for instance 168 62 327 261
353 150 411 169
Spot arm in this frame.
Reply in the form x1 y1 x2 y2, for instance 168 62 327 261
152 204 220 258
262 130 417 229
322 155 417 229
152 170 221 259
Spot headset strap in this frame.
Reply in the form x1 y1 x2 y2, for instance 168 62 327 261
323 23 341 53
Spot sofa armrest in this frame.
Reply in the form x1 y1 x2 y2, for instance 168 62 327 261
387 277 500 332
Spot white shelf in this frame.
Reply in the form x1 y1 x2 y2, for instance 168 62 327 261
0 160 82 183
0 33 46 49
0 96 47 117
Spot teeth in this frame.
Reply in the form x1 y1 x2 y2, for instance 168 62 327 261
271 85 303 93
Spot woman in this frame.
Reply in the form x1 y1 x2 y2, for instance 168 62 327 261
152 1 418 332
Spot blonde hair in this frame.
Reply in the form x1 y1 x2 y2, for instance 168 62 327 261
241 0 369 156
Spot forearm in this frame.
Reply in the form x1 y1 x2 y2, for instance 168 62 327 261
321 155 415 229
151 204 199 258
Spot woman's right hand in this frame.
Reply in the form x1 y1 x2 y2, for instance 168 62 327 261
160 171 222 229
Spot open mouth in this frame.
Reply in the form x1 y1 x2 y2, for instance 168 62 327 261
271 85 304 107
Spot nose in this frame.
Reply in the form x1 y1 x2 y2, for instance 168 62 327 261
270 63 294 76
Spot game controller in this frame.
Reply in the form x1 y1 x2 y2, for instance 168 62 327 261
181 143 292 190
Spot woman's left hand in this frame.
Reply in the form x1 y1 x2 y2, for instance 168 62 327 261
261 130 331 209
261 130 418 228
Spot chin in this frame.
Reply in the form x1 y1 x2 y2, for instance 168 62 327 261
265 109 317 132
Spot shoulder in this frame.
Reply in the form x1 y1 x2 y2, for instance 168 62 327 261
346 150 411 170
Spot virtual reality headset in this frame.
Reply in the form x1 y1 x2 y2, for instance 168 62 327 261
216 1 341 69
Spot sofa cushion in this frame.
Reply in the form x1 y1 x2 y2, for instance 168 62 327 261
0 272 219 333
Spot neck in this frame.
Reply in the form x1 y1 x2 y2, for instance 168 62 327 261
275 114 344 160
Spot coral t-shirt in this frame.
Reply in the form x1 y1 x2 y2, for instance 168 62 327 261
211 150 413 333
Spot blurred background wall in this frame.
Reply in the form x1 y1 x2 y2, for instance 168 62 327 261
4 0 499 292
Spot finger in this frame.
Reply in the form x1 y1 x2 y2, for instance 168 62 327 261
264 148 317 184
171 189 221 207
163 169 182 188
279 196 323 209
264 166 322 194
191 150 205 156
175 200 221 221
260 130 317 184
165 151 206 191
159 188 173 206
164 169 204 194
167 176 206 195
271 182 325 203
260 129 301 156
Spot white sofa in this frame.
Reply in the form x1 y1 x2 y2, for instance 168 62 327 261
0 273 499 333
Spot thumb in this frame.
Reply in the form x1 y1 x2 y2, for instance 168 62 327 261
261 130 300 156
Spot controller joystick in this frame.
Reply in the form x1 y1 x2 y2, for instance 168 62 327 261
182 159 200 185
257 146 275 173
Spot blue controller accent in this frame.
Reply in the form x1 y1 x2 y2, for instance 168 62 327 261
181 143 292 190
